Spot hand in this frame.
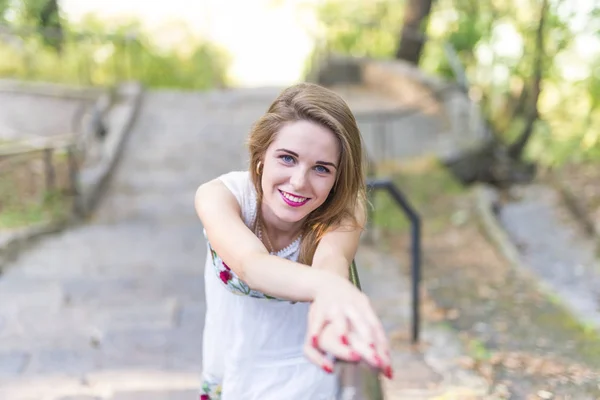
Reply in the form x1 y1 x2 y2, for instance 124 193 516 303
303 318 393 379
303 316 361 373
302 273 392 377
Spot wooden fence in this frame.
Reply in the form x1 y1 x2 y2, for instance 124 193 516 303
0 134 81 227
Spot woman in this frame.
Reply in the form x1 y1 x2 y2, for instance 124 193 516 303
195 83 392 400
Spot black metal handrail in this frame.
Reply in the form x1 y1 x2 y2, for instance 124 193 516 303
335 196 421 400
366 179 421 344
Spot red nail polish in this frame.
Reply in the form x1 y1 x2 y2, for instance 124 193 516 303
384 366 393 379
323 364 333 374
340 335 349 346
312 336 319 348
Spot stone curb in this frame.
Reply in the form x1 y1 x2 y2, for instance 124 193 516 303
76 81 144 217
0 219 69 270
472 184 523 271
0 81 143 272
549 175 600 250
472 184 597 330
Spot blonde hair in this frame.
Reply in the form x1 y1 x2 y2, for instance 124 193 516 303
248 83 366 265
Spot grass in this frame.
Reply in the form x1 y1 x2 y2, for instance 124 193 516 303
370 157 466 234
0 150 74 229
467 337 493 362
0 190 71 229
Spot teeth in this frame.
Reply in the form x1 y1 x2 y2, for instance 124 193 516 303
282 191 307 203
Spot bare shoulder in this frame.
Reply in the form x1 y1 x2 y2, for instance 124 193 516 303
195 178 241 219
194 177 266 279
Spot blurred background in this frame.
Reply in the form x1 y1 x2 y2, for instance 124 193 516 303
0 0 599 399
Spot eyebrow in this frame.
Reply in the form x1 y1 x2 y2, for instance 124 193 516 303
276 148 338 169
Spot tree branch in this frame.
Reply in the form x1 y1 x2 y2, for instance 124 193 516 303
508 0 548 159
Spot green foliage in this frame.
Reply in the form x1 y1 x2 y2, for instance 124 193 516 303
0 0 10 22
372 158 465 233
310 0 600 166
313 0 403 58
0 11 230 89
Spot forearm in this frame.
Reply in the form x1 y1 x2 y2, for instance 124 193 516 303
312 254 350 280
242 254 341 302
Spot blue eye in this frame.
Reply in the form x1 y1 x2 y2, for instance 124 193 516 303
315 165 330 174
281 155 295 164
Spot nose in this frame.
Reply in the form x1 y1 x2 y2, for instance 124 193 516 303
290 167 308 191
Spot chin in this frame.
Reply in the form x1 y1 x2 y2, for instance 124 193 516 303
273 206 311 224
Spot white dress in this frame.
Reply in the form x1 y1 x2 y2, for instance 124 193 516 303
200 171 337 400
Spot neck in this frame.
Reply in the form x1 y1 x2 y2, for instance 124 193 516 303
259 202 303 251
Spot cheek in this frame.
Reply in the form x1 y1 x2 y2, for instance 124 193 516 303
262 167 284 194
314 178 336 199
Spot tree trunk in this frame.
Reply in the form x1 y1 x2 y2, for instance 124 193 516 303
507 0 548 159
40 0 63 53
395 0 433 65
442 0 548 186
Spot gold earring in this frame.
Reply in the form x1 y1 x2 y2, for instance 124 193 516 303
256 161 262 175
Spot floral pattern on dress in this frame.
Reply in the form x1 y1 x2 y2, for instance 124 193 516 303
200 379 222 400
208 243 287 301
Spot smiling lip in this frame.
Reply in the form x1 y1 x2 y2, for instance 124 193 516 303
279 190 310 207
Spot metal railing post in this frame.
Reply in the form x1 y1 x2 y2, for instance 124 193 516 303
334 261 385 400
367 179 422 344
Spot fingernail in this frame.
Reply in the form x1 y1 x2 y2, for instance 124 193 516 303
323 364 333 374
384 366 394 379
312 336 319 348
340 335 349 346
349 351 361 361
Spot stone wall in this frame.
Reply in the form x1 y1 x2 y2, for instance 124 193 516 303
312 55 491 164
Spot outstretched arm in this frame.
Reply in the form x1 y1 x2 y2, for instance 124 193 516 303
311 200 366 278
195 178 338 302
196 179 390 374
304 203 393 377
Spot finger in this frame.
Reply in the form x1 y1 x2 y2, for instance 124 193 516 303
345 297 390 361
318 319 361 363
340 305 391 376
353 316 393 379
303 341 334 374
367 315 391 369
356 309 392 378
328 312 350 346
374 328 392 374
345 330 381 369
343 303 376 345
306 304 330 349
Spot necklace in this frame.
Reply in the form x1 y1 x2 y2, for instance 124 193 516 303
259 221 275 254
258 220 301 255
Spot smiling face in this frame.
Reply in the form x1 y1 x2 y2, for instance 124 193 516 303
260 119 340 227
